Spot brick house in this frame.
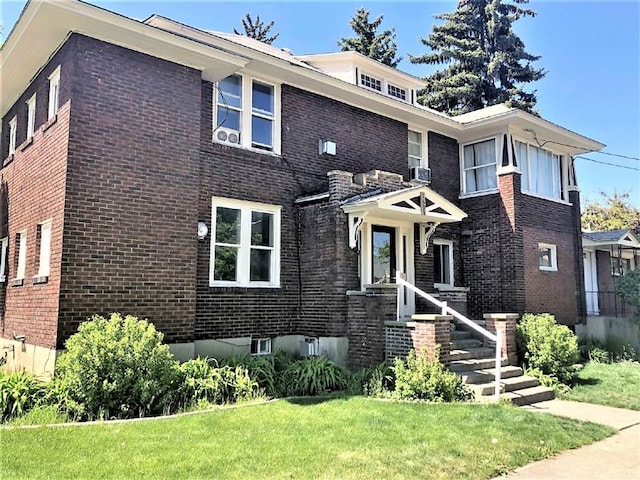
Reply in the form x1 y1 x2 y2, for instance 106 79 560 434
0 0 604 375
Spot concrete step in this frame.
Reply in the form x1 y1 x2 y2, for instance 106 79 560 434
451 330 471 340
449 347 496 362
451 338 483 349
458 365 524 384
502 385 555 406
449 355 508 372
470 375 540 396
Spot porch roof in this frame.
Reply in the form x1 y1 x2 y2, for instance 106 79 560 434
340 185 467 224
583 229 640 249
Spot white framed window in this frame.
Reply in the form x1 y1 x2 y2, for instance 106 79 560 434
37 220 52 277
434 239 454 287
612 254 634 276
26 94 36 139
15 230 27 280
8 116 17 156
48 66 61 120
210 197 281 287
388 84 407 101
538 243 557 272
462 138 498 194
360 72 382 92
214 74 280 154
0 237 8 282
251 338 272 356
516 141 564 201
408 130 424 168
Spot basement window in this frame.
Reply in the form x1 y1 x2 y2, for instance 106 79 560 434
251 338 272 356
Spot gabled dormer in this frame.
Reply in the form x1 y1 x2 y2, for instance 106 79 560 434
296 52 424 105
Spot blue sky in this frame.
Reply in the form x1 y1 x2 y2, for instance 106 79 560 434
2 0 639 206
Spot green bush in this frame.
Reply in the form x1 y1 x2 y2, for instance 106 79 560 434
348 364 394 397
55 313 178 420
516 313 580 386
0 371 48 422
616 269 640 319
281 356 347 396
392 349 472 402
222 354 278 396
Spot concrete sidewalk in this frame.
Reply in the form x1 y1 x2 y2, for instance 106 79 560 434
494 400 640 480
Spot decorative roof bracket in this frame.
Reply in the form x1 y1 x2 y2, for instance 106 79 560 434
419 222 439 255
348 213 366 249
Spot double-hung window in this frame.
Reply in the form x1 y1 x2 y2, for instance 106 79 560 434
462 138 497 194
37 220 52 278
210 197 281 287
214 74 279 153
15 231 27 280
48 67 61 120
433 239 454 287
408 130 423 168
8 116 17 156
516 141 563 200
26 94 36 140
0 237 7 282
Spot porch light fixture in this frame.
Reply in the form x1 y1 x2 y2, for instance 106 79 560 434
319 139 336 156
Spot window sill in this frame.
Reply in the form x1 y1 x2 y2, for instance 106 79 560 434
211 140 281 158
539 267 558 273
42 114 58 133
209 282 281 289
434 283 455 289
459 189 499 200
3 154 15 167
522 191 572 206
18 137 33 152
33 275 49 285
10 278 24 287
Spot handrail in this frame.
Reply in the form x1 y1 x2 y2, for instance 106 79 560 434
396 277 502 399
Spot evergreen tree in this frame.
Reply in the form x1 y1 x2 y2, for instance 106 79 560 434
338 8 401 68
410 0 545 115
233 13 279 45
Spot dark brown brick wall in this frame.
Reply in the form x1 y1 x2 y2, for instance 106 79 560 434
0 42 73 348
58 35 201 346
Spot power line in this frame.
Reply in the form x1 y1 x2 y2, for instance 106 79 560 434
593 151 640 162
575 156 640 172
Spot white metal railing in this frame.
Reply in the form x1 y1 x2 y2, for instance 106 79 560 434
396 277 502 400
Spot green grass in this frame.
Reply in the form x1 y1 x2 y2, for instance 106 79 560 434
2 397 612 480
561 361 640 410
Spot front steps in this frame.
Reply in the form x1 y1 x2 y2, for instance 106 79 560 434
449 323 554 405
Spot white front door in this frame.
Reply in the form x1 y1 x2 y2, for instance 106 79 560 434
583 250 599 315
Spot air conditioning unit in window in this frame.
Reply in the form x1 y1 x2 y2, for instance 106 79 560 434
410 166 431 184
216 127 240 145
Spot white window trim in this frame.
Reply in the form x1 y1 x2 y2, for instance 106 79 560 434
26 94 37 140
213 73 281 155
359 71 383 92
538 243 558 272
8 116 17 156
0 237 8 282
408 128 428 168
37 220 52 278
209 197 281 288
514 138 569 202
15 230 27 280
251 338 272 356
460 136 499 196
433 239 454 288
48 66 61 120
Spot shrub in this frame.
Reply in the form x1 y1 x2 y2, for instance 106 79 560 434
55 313 178 420
392 349 472 402
222 354 277 396
616 269 640 320
281 356 347 396
348 364 394 397
516 313 580 385
0 371 48 422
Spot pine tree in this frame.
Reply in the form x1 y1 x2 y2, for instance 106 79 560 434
338 8 401 68
233 13 279 45
410 0 545 115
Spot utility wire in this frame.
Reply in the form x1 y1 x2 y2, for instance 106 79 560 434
523 131 640 162
575 156 640 172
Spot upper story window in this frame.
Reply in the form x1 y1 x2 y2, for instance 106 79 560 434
360 73 382 92
0 237 8 282
462 138 497 194
26 94 36 140
210 197 281 287
48 66 61 120
434 239 454 287
388 84 407 101
214 74 279 153
408 130 423 168
516 141 564 201
8 116 17 156
37 220 52 278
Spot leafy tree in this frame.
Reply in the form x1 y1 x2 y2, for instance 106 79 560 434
410 0 545 115
338 8 401 68
582 192 640 234
233 13 279 45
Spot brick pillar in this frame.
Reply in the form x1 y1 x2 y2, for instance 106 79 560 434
410 314 452 366
483 313 518 365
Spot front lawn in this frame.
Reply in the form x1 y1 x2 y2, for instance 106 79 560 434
2 397 613 479
561 361 640 410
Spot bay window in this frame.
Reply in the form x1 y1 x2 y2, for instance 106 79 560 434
462 138 497 194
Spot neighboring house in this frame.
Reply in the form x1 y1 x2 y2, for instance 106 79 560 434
0 0 604 375
582 229 640 317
